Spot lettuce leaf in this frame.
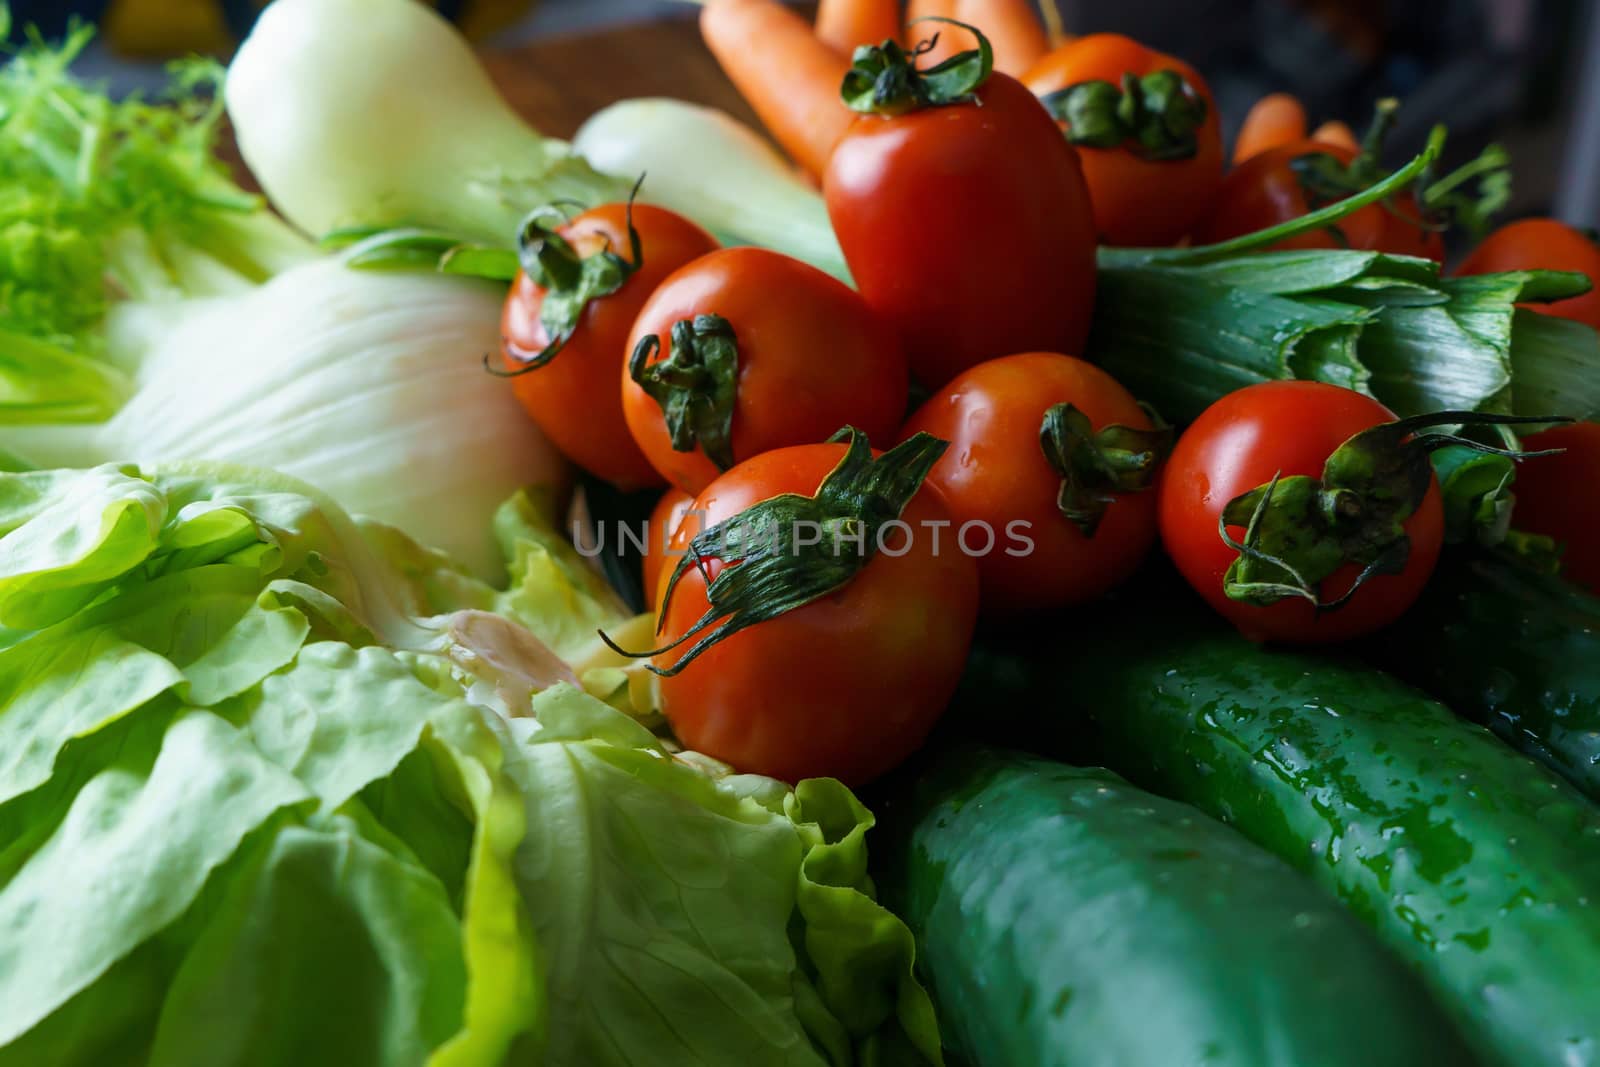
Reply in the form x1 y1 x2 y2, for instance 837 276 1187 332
0 462 940 1066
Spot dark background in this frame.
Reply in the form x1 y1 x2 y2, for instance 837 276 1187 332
6 0 1598 226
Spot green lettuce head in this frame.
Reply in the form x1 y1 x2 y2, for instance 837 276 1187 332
0 462 941 1067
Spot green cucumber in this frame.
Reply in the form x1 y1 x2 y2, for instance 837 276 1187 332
1013 603 1600 1067
1377 552 1600 800
876 748 1477 1067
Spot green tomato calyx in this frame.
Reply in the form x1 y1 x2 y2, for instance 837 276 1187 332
841 18 994 116
1039 403 1172 537
602 428 948 676
1221 411 1569 611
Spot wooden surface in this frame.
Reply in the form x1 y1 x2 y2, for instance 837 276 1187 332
480 14 757 139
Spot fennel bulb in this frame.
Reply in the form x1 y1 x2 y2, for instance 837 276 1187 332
227 0 851 279
3 258 564 580
574 98 852 283
226 0 629 243
2 21 567 579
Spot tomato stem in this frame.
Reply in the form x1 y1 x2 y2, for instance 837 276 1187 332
628 313 741 470
840 18 994 115
599 427 949 676
1038 403 1172 536
1219 411 1574 611
498 177 646 376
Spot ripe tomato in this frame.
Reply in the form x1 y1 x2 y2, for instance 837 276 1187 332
1159 381 1445 643
654 438 979 785
902 352 1163 615
1194 140 1443 258
1511 421 1600 595
1022 34 1224 247
642 486 695 610
1457 219 1600 331
622 247 907 495
501 202 718 489
824 44 1097 390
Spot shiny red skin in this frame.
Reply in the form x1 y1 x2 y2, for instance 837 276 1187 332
622 247 908 495
1022 33 1225 247
1512 422 1600 595
901 352 1159 615
1195 140 1444 259
1159 381 1445 643
501 203 719 489
823 72 1099 391
655 443 979 785
1457 218 1600 331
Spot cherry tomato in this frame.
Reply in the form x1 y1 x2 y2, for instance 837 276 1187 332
824 66 1097 390
1159 381 1445 643
642 487 695 610
1022 34 1224 247
902 352 1162 615
1511 421 1600 595
622 247 907 495
501 203 718 489
655 441 979 785
1195 140 1443 259
1457 219 1600 331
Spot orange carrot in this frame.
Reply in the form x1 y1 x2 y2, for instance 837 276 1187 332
959 0 1048 76
905 0 960 65
1311 119 1359 152
907 1 1047 77
700 0 853 179
816 0 902 54
1232 92 1308 164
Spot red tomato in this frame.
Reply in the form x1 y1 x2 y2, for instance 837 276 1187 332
622 247 908 495
1159 381 1445 643
642 487 695 610
902 352 1161 615
1457 219 1600 331
824 70 1098 391
1022 34 1224 247
655 441 979 785
1195 140 1443 259
1512 421 1600 595
501 203 719 489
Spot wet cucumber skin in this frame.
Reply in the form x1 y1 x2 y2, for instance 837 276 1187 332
1379 553 1600 800
878 749 1478 1067
1057 613 1600 1067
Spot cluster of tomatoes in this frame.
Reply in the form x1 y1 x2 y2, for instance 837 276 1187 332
500 25 1600 786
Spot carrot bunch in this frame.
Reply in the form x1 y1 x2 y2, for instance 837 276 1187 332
698 0 1065 178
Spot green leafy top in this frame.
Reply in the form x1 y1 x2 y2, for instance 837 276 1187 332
0 14 311 423
0 16 311 371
